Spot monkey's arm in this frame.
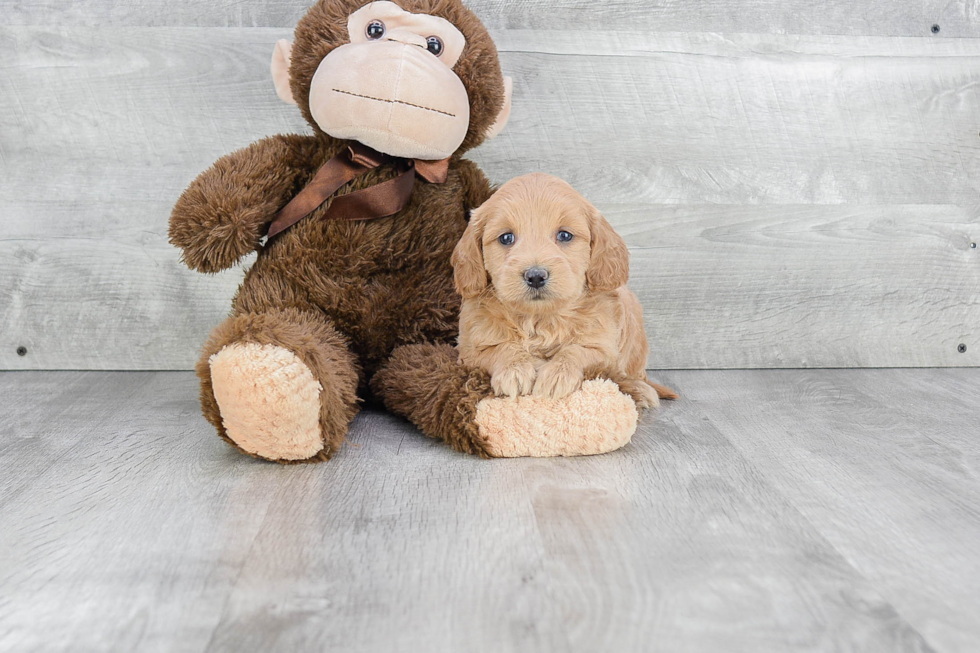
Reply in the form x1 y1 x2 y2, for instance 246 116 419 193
371 344 496 457
456 158 496 214
169 134 322 273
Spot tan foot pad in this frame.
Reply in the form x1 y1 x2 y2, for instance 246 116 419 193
209 343 323 461
474 379 638 458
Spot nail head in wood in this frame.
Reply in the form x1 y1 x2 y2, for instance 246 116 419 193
971 242 977 249
931 24 941 34
16 346 28 356
958 343 967 353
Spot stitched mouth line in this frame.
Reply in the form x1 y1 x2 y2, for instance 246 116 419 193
331 88 456 117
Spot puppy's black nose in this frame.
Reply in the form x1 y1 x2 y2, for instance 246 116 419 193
524 267 549 289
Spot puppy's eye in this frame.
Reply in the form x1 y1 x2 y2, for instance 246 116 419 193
366 20 386 39
426 36 444 56
498 232 515 246
556 230 574 243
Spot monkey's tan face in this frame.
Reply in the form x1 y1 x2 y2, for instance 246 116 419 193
312 1 470 160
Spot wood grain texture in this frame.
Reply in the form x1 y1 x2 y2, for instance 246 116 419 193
2 0 978 37
0 372 295 652
481 31 980 206
3 205 977 370
6 369 979 651
1 26 978 369
0 239 248 370
658 368 980 653
621 204 980 368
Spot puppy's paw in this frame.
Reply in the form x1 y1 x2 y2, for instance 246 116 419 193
618 378 660 409
533 361 584 400
492 362 537 398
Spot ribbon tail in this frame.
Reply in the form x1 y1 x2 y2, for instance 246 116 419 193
414 157 450 184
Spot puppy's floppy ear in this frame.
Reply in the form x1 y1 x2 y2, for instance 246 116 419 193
452 205 489 298
586 204 630 292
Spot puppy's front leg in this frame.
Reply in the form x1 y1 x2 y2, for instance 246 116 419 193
480 345 538 399
534 345 604 400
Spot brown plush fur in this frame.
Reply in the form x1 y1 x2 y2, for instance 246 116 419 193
170 0 503 461
453 173 677 407
370 343 494 457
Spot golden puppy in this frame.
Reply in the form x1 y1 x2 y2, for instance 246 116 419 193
452 173 677 407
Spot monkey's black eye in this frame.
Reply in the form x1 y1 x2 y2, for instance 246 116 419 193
366 20 386 39
557 230 574 243
498 232 515 246
426 35 444 56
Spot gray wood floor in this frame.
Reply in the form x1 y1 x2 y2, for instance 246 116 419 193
1 369 978 652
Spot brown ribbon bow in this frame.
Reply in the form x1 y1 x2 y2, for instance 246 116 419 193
265 142 450 240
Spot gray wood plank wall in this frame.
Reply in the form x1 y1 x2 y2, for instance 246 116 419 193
1 1 978 370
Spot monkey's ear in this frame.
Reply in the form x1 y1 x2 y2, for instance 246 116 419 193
485 76 513 140
271 39 297 105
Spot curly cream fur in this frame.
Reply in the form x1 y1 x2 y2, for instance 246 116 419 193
453 173 675 407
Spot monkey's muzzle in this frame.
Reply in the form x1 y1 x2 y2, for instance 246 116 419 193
309 40 471 160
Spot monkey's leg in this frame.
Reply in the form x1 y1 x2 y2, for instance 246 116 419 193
372 344 639 458
197 308 360 463
370 344 493 456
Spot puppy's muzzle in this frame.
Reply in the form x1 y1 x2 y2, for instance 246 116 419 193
523 267 549 289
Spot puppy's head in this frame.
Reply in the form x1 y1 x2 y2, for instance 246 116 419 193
452 173 629 311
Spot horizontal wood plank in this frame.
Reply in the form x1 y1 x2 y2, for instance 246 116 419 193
3 29 979 213
621 203 980 368
2 0 978 38
0 240 247 370
477 31 980 206
1 26 978 369
3 204 977 370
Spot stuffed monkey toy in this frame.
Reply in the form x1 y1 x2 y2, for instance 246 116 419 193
170 0 642 462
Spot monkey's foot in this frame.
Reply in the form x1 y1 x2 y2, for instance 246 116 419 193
473 379 638 457
209 343 324 461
